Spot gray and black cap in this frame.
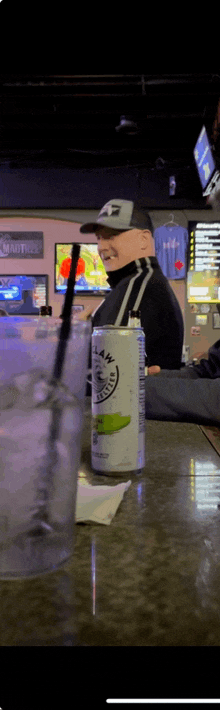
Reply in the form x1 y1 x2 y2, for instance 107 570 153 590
80 199 152 234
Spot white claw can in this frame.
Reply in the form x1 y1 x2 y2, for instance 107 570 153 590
91 325 146 475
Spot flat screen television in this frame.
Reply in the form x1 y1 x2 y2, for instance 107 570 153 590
193 124 217 194
55 243 111 296
0 275 48 314
187 221 220 303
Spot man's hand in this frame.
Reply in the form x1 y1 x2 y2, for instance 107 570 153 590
73 306 93 321
148 365 161 375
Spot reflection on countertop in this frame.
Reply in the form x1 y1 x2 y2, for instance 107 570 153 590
1 398 220 645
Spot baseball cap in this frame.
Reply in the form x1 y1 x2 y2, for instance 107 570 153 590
79 199 152 234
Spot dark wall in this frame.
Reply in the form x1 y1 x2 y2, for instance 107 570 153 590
0 165 206 209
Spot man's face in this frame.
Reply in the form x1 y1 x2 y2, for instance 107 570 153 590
95 226 155 271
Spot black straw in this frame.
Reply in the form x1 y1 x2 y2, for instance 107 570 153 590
52 243 80 381
29 243 81 536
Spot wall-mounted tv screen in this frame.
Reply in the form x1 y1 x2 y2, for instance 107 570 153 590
55 243 111 295
187 222 220 303
0 275 48 314
193 125 216 193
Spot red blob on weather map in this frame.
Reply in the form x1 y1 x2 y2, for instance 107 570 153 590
59 256 85 279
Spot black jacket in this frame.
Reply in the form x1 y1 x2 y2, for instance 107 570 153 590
86 255 184 395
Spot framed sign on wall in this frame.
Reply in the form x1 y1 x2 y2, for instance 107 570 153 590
0 232 43 258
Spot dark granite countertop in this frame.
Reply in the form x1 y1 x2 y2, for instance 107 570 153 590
1 398 220 646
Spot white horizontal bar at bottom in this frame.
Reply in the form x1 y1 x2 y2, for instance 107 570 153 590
106 702 220 705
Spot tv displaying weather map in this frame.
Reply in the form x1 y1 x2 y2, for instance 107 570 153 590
55 243 111 295
0 275 48 314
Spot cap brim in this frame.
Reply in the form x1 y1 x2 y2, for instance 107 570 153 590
79 223 97 234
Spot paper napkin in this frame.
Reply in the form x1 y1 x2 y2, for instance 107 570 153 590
75 480 132 525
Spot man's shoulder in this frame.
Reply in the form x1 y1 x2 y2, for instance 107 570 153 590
144 262 171 291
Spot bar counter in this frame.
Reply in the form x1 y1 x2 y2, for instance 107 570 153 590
1 398 220 647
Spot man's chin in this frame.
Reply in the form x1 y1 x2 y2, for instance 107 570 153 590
104 259 118 270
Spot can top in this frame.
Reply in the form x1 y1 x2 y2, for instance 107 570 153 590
93 325 120 329
92 325 144 332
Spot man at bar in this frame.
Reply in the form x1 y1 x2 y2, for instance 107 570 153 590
79 198 184 383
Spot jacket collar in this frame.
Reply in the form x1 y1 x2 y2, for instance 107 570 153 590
106 255 158 288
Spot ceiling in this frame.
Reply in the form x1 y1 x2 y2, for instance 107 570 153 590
0 73 220 179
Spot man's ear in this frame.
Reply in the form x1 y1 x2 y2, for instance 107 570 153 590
140 230 152 247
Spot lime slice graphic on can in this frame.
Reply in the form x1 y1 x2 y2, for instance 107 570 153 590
93 412 131 435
